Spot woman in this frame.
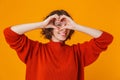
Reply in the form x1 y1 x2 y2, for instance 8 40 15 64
4 10 113 80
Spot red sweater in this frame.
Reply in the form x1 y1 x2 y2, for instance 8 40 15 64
4 27 113 80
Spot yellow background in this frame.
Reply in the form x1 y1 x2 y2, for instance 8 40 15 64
0 0 120 80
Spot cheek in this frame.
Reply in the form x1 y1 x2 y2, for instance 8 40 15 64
53 27 60 31
52 29 59 35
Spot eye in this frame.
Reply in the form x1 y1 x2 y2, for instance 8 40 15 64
54 20 62 26
55 22 61 26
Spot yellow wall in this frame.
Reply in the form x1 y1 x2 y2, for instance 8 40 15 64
0 0 120 80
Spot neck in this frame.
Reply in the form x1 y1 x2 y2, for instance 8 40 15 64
50 39 64 43
50 40 64 43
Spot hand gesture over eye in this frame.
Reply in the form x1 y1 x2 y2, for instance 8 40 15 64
59 15 77 30
42 14 59 29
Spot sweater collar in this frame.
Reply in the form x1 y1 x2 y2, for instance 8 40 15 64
48 40 65 47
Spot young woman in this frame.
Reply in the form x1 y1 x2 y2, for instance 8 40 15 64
4 10 113 80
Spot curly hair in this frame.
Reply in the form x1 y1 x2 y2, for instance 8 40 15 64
41 10 74 40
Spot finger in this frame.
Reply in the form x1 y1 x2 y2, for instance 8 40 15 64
54 14 59 20
50 14 59 22
60 15 73 23
44 14 59 24
46 25 59 29
60 15 66 22
59 16 70 26
48 14 58 20
51 25 59 29
50 14 60 26
59 26 68 30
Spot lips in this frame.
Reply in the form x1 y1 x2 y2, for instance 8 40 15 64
58 32 67 36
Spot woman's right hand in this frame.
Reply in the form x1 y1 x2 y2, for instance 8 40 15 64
41 14 59 29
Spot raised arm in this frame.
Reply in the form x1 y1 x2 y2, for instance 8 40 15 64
60 15 113 66
11 14 59 34
4 14 60 63
73 24 103 38
60 15 103 38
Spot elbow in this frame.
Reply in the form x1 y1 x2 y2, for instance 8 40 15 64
3 27 10 39
100 31 114 44
107 33 114 44
94 32 114 50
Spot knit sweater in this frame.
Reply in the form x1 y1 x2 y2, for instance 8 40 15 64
4 27 113 80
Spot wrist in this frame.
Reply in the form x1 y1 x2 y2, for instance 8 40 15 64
38 22 45 28
73 23 79 30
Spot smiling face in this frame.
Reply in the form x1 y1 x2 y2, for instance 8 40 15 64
51 19 70 42
42 10 74 41
51 18 71 42
52 28 71 42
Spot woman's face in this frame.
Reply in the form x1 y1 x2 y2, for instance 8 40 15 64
51 28 70 42
51 20 70 42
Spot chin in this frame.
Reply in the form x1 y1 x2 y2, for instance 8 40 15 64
59 37 67 42
52 35 68 42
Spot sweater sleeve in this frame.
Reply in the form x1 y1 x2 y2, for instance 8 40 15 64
4 27 40 64
74 31 113 67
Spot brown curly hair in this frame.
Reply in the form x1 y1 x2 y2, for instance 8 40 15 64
41 10 74 41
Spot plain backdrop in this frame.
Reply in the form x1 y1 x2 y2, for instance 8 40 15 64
0 0 120 80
